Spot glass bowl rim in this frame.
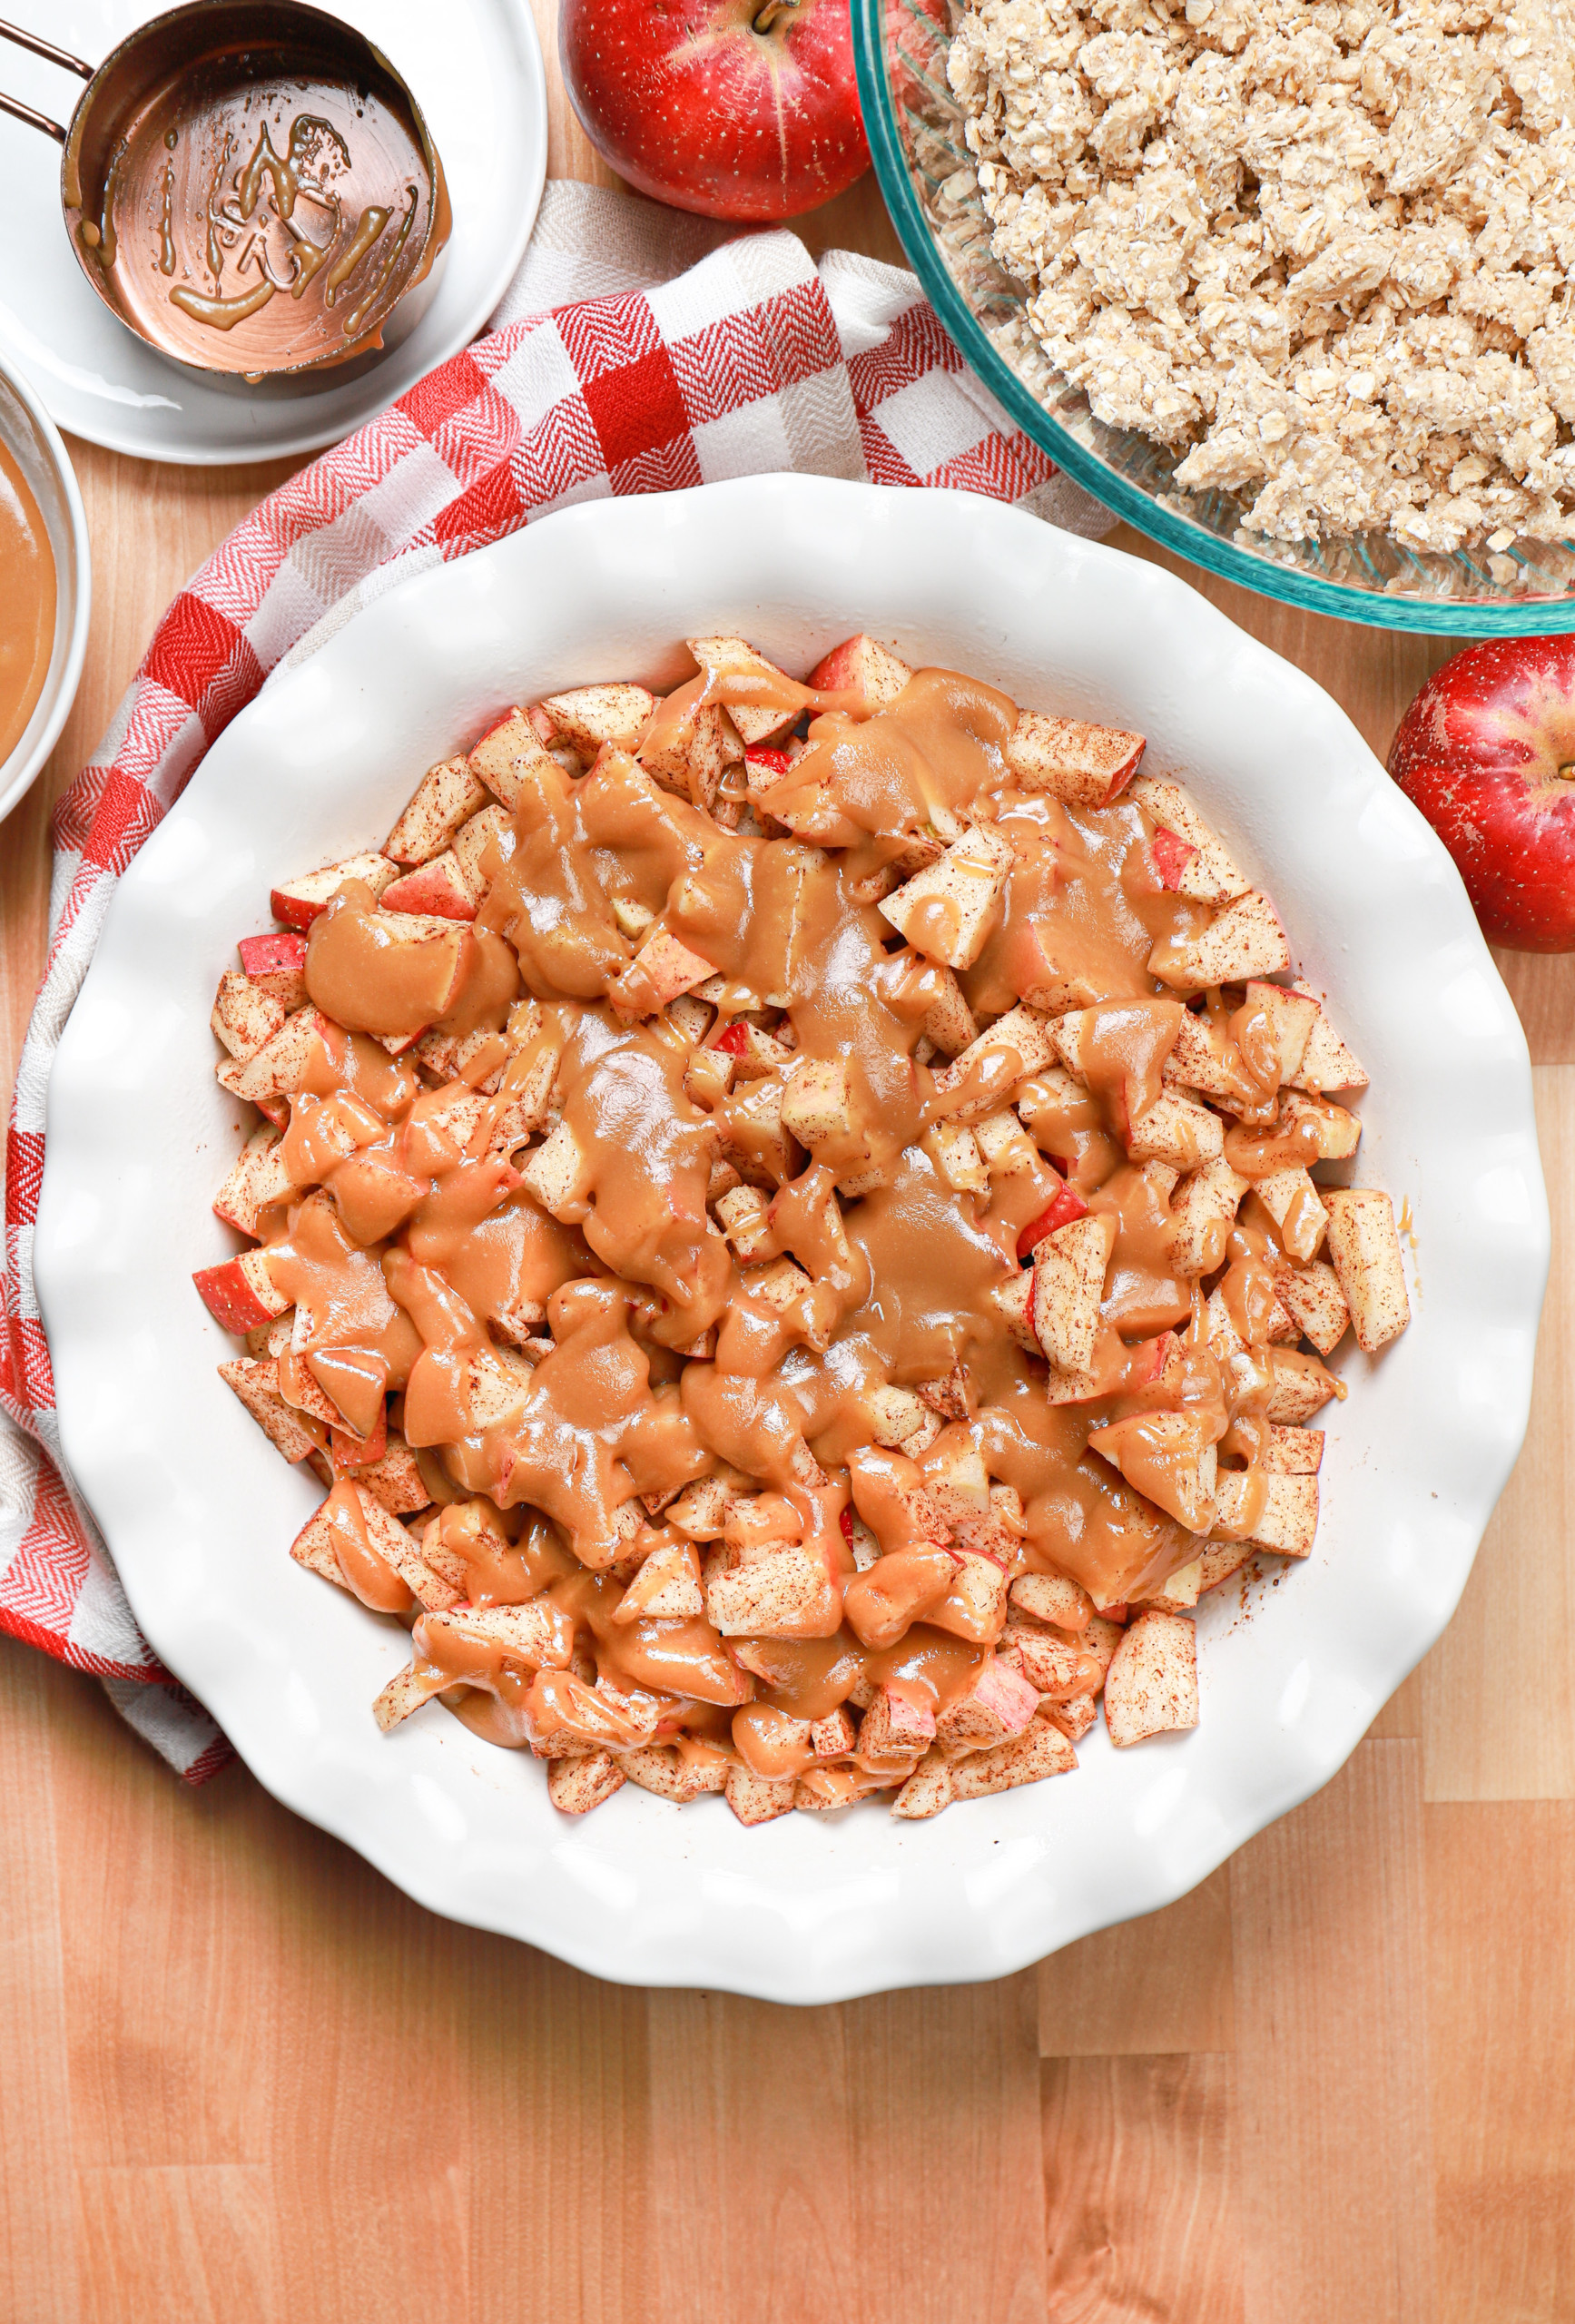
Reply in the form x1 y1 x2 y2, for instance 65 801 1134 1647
851 0 1575 637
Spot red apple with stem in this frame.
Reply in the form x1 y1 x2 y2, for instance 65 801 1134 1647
560 0 870 223
1388 635 1575 950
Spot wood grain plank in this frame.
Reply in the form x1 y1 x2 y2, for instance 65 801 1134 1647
1489 952 1575 1069
1428 1802 1575 2324
74 2167 276 2324
0 1641 80 2324
1422 1066 1575 1800
1038 1868 1234 2058
1042 2053 1240 2324
458 1944 650 2324
1367 1664 1423 1739
846 1974 1047 2324
1231 1738 1435 2324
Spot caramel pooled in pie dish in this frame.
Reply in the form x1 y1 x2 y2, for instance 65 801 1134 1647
196 631 1410 1824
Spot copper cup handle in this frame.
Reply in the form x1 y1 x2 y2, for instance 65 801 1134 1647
0 17 94 143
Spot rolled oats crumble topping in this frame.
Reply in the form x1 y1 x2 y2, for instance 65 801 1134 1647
948 0 1575 551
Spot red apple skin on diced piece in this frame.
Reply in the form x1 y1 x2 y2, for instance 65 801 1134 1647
1016 1180 1089 1259
379 853 477 921
271 852 398 931
1151 829 1199 890
192 1249 289 1334
236 932 309 1009
806 635 913 713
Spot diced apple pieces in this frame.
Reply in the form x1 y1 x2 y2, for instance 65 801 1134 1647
705 1544 835 1638
1281 1088 1362 1161
357 1437 433 1514
236 932 309 1010
548 1752 627 1815
1289 983 1369 1093
212 1126 296 1236
927 1119 988 1195
613 1541 704 1622
638 697 741 812
1129 774 1250 902
933 1656 1039 1755
218 1356 320 1462
468 707 553 810
878 824 1014 970
540 682 656 756
518 1121 586 1219
1126 1088 1225 1170
1272 1259 1351 1355
714 1183 773 1261
211 970 287 1063
379 852 477 921
1253 1473 1319 1557
922 966 979 1058
450 803 513 903
1245 980 1317 1081
723 1765 794 1826
370 1660 451 1733
950 1716 1078 1798
234 1007 329 1103
1009 1571 1095 1630
1321 1188 1411 1354
1255 1164 1328 1262
989 1271 1039 1354
686 637 802 746
609 928 715 1019
1266 1347 1343 1423
1149 891 1290 990
384 756 490 866
193 1247 290 1334
858 1679 939 1763
1088 1411 1217 1534
1265 1424 1323 1473
271 852 398 931
891 1747 955 1818
1030 1213 1117 1374
806 633 913 713
932 1003 1057 1114
1005 710 1145 807
780 1056 856 1153
1169 1157 1249 1276
1103 1609 1198 1747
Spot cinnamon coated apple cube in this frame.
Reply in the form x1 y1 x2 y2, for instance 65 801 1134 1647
1045 1691 1098 1742
664 1476 734 1539
613 1541 704 1622
927 1119 989 1194
1004 710 1145 807
212 1127 295 1237
1126 1088 1226 1170
1253 1164 1327 1262
384 755 490 866
379 852 478 922
609 928 715 1019
1272 1258 1350 1354
1264 1425 1323 1474
270 852 399 931
1168 1157 1250 1276
806 632 913 712
927 1551 1011 1645
1031 1212 1117 1374
1009 1570 1095 1630
933 1656 1039 1755
356 1437 432 1515
1321 1187 1411 1353
467 708 552 809
218 1356 320 1464
519 1120 587 1219
236 932 309 1010
878 824 1014 970
867 1384 931 1448
780 1055 854 1150
950 1715 1078 1797
988 1272 1039 1354
233 1007 329 1103
686 637 802 746
546 1751 626 1816
1280 1088 1363 1163
192 1247 290 1334
857 1679 940 1765
705 1544 833 1637
1251 1473 1320 1557
211 970 287 1064
891 1748 956 1819
639 699 741 811
1162 1009 1241 1104
999 1624 1093 1697
1103 1610 1199 1748
714 1183 773 1260
540 682 656 756
1139 1555 1205 1614
1288 983 1369 1093
1129 774 1250 902
1265 1346 1342 1423
1088 1411 1218 1535
724 1764 796 1827
371 1660 451 1733
1196 1538 1255 1595
917 1364 973 1423
811 1706 857 1758
1244 980 1317 1080
921 965 979 1058
1149 891 1291 990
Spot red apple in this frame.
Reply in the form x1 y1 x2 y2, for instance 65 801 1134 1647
1389 637 1575 950
560 0 870 223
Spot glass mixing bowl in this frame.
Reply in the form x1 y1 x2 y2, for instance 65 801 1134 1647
851 0 1575 634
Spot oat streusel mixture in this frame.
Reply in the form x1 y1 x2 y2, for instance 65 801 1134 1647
948 0 1575 555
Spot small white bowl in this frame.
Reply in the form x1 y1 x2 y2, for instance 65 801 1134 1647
0 355 91 824
34 478 1547 2002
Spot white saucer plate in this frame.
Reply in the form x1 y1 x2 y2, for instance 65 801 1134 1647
0 0 546 465
34 478 1549 2001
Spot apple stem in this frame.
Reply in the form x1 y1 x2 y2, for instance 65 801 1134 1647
753 0 800 29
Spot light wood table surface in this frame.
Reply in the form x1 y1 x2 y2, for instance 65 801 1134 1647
3 21 1573 2322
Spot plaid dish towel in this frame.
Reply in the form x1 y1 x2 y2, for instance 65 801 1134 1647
0 181 1114 1782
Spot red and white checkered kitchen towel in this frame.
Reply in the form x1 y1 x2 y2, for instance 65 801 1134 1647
0 181 1112 1781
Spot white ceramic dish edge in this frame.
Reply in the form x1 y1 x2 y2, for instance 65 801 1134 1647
0 354 91 823
34 478 1549 2002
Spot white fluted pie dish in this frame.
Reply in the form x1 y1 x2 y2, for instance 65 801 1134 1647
34 478 1547 2002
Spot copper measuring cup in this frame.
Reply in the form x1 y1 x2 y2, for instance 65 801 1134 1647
0 3 451 381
